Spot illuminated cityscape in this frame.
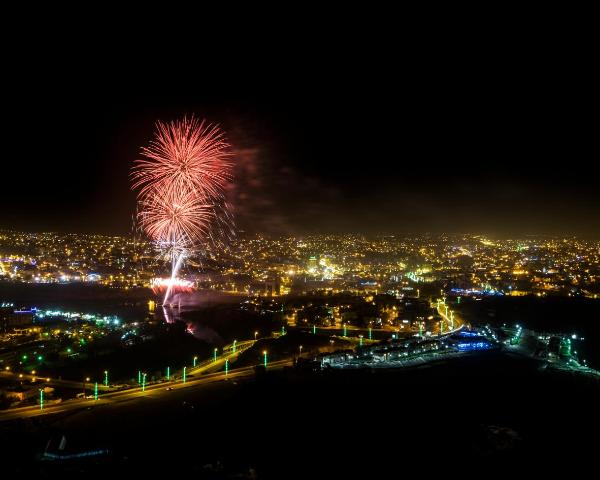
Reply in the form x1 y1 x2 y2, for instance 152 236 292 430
1 229 598 476
2 31 599 477
2 231 598 298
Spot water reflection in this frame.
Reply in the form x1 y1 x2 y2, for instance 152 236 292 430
159 291 222 343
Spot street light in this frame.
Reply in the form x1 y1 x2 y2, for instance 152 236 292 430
213 348 218 362
233 340 237 353
142 373 147 392
254 331 258 340
299 345 303 357
193 356 198 367
104 370 108 387
263 350 268 368
83 377 90 398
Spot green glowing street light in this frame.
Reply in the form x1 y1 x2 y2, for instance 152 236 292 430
182 366 187 384
142 373 147 392
225 359 229 376
193 356 198 367
359 335 363 346
263 350 268 368
368 327 372 340
104 370 108 387
233 340 237 353
166 366 170 380
138 370 141 384
313 324 316 334
94 382 98 400
281 325 286 336
213 348 218 362
343 324 347 337
39 389 44 410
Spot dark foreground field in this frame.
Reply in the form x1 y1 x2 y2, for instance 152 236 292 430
1 350 598 478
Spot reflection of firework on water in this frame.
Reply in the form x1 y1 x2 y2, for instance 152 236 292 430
150 277 194 295
132 116 234 304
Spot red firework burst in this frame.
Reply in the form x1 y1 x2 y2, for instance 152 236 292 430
132 116 232 201
131 116 233 254
137 187 214 248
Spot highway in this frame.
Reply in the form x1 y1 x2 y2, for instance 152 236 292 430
0 370 112 391
0 338 256 396
0 358 292 422
435 302 464 337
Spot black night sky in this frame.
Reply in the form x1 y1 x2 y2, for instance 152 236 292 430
2 39 598 238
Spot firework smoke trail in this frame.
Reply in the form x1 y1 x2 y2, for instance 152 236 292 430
131 116 233 305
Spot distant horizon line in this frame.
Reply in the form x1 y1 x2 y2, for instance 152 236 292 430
0 227 597 241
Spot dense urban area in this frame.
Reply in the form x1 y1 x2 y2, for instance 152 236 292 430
2 230 599 297
1 230 599 475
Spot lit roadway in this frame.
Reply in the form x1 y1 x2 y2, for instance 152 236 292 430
0 338 260 421
0 359 292 422
0 340 255 393
435 303 464 337
0 370 113 392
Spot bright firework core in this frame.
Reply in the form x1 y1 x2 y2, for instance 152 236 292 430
131 116 233 305
150 277 194 295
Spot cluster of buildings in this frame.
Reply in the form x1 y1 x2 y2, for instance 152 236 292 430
203 233 600 299
1 231 598 299
0 231 149 287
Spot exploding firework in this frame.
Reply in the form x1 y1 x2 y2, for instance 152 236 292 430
132 116 232 201
132 116 233 304
137 188 214 250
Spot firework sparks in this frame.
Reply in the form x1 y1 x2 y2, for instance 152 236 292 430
132 116 233 304
132 117 232 201
137 188 214 248
150 277 194 295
